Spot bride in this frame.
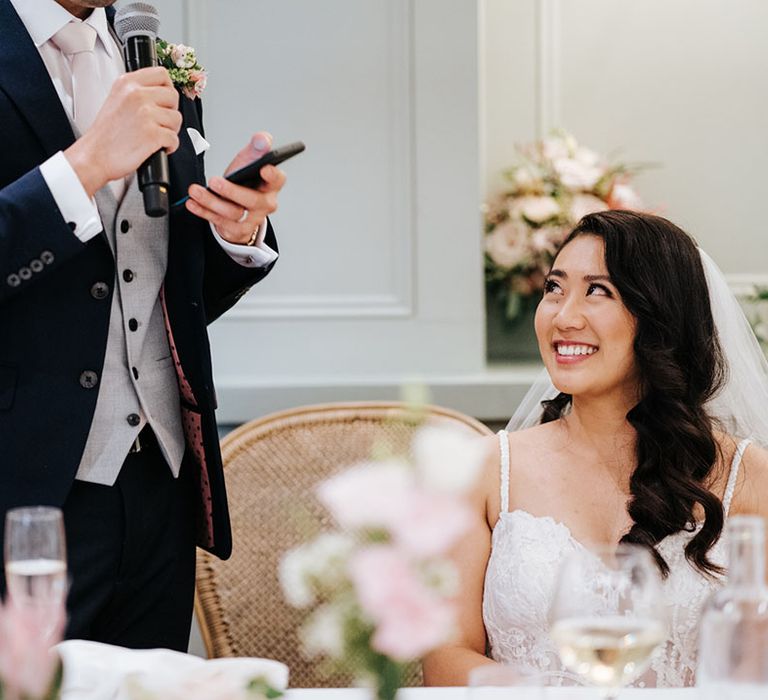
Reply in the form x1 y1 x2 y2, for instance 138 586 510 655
423 210 768 687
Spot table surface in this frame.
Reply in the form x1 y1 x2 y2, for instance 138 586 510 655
284 687 697 699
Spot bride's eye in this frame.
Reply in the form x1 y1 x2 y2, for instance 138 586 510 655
587 283 613 297
544 278 563 295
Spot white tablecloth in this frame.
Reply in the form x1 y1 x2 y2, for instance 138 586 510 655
284 688 697 700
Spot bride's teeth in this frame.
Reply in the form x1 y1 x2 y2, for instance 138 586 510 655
557 344 596 356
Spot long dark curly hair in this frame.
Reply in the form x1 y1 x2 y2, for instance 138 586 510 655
540 210 727 577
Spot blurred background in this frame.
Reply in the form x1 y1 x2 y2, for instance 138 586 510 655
150 0 768 430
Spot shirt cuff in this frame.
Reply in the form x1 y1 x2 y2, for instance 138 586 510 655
39 152 103 243
209 220 278 268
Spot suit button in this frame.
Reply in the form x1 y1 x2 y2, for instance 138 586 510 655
128 318 138 332
19 266 32 280
126 413 140 427
123 269 134 283
6 274 21 288
120 220 131 233
132 366 139 380
40 251 55 265
30 259 44 273
90 282 110 300
79 370 98 389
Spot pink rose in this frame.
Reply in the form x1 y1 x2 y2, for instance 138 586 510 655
0 600 63 700
183 70 208 100
389 490 474 557
349 546 456 660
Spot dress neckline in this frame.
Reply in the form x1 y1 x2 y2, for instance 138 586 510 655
496 508 704 553
495 429 751 548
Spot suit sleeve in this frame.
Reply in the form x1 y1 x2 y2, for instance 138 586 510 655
0 167 87 306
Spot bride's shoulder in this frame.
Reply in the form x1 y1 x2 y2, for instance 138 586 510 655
716 432 768 517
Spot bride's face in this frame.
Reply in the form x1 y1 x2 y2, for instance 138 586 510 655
535 235 639 402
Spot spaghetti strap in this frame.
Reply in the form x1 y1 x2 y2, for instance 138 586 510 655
723 439 751 516
497 429 510 513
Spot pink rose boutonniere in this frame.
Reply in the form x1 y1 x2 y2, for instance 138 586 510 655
156 39 207 99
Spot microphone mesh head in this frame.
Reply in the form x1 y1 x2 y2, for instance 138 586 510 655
114 2 161 42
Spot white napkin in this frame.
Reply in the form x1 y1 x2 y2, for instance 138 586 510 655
57 640 289 700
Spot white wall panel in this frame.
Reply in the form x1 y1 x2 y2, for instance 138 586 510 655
484 0 768 275
147 1 490 420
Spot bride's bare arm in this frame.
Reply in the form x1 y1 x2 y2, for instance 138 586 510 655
731 442 768 582
422 437 499 685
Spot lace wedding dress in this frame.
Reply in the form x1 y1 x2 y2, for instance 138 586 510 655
482 429 750 687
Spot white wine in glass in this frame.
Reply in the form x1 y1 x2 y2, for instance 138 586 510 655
4 506 68 639
550 543 666 699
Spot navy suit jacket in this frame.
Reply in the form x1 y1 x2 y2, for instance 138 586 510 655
0 0 276 559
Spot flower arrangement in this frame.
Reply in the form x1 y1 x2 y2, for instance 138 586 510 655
740 285 768 354
0 600 64 700
279 418 487 700
156 39 207 100
485 129 646 321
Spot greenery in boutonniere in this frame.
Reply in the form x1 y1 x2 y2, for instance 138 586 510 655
156 39 207 99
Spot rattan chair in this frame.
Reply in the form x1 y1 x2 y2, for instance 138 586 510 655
194 401 492 687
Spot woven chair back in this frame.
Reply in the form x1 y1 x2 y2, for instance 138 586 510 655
195 401 492 687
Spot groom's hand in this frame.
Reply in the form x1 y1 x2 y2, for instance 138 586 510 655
185 132 287 245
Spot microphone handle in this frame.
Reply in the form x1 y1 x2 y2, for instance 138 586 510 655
124 35 170 217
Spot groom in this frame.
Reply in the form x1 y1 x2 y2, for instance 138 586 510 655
0 0 285 649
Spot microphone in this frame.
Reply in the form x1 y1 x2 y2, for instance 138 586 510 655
114 2 170 217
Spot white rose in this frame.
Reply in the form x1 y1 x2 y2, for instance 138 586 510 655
485 220 530 269
412 424 489 493
300 604 346 658
518 195 561 224
569 193 608 222
553 157 604 191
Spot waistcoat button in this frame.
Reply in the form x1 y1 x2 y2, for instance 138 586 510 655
90 282 110 300
123 269 134 283
79 370 98 389
126 413 140 427
120 220 131 233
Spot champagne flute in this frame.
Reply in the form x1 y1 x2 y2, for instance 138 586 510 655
4 506 68 639
549 543 666 699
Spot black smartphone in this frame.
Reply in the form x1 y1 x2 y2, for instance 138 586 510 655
173 140 305 208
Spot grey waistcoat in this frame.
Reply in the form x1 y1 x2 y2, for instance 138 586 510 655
75 179 185 485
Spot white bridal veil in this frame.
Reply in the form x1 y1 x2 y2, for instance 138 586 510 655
507 249 768 448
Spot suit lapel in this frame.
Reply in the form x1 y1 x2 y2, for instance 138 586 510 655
0 0 76 157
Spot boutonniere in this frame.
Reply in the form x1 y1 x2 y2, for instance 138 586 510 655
156 39 208 100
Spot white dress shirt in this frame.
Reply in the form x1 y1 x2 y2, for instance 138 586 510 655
10 0 277 268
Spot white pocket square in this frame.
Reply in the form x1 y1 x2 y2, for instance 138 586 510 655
187 127 210 155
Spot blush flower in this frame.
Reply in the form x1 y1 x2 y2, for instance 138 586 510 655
348 545 456 660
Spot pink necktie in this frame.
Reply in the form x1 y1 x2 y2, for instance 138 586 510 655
51 22 126 201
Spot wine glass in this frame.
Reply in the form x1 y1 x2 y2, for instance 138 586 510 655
4 506 68 639
549 543 666 699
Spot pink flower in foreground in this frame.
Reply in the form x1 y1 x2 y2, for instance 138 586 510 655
389 490 473 558
183 70 208 100
0 600 63 700
349 546 455 660
171 43 195 68
316 460 411 530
